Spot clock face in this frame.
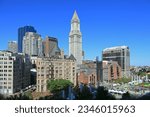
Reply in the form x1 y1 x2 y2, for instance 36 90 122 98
72 23 78 30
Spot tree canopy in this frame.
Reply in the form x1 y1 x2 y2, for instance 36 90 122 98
47 79 73 93
114 77 131 84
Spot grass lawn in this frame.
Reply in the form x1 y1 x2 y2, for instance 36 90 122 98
138 83 150 88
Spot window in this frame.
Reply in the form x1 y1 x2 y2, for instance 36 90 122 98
8 74 12 76
8 78 11 80
110 65 114 78
117 66 119 77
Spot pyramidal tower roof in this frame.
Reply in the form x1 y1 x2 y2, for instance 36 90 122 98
72 10 80 21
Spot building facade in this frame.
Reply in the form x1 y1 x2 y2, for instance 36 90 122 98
77 60 101 87
0 51 31 95
23 32 43 57
43 36 61 57
18 26 37 53
69 11 82 66
100 61 122 82
8 41 18 53
36 56 76 92
102 46 130 77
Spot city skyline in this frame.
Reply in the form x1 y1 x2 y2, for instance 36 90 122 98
0 0 150 66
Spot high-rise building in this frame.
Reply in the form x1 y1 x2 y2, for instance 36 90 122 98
8 41 18 53
102 46 130 77
69 11 82 66
36 56 76 92
43 36 61 57
23 32 43 57
18 26 36 52
0 51 31 95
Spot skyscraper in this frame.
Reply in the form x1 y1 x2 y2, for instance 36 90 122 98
69 11 82 66
23 32 43 57
8 41 18 53
18 26 36 52
102 46 130 77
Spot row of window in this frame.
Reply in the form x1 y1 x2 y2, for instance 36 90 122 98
0 82 12 84
0 66 12 68
0 78 11 80
0 86 12 89
0 70 12 72
0 62 12 64
0 74 12 76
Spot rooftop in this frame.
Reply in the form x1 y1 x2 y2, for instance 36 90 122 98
103 46 129 51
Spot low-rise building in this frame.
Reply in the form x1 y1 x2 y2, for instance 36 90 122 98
77 60 101 87
100 61 122 82
36 55 76 92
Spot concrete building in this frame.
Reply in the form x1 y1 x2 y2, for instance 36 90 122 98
102 46 130 77
100 61 122 82
18 26 37 52
36 55 76 92
8 41 18 53
0 51 31 95
69 11 82 66
43 36 61 57
23 32 43 57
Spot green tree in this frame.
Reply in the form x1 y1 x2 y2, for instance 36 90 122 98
121 92 130 100
95 86 116 100
138 72 146 77
23 91 33 100
114 77 131 84
148 74 150 79
73 85 93 100
47 79 73 93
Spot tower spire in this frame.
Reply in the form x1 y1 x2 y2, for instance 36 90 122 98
72 10 80 21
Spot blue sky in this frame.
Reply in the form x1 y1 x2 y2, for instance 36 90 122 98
0 0 150 66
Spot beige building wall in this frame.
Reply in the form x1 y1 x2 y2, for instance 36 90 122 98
36 57 76 92
0 51 31 95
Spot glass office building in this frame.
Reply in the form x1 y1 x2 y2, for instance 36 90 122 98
18 26 36 52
